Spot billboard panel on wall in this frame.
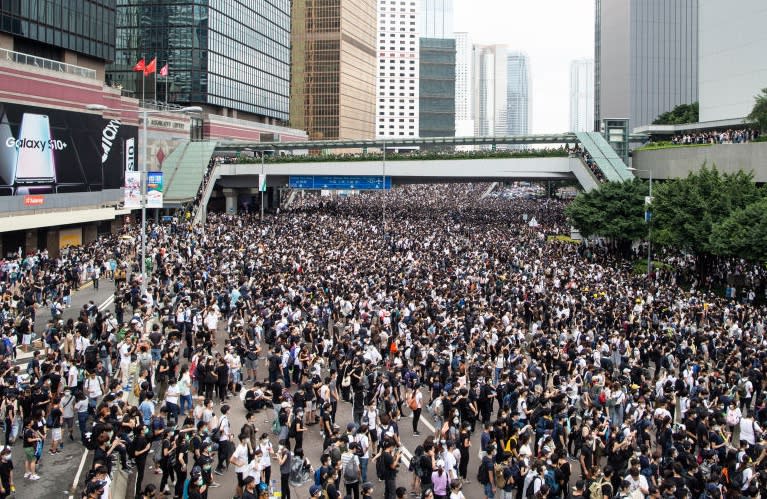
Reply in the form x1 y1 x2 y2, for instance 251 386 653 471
0 102 138 196
146 171 163 208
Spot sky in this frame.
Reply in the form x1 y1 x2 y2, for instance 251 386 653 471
454 0 595 134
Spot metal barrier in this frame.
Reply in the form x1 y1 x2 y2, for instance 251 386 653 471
1 47 97 79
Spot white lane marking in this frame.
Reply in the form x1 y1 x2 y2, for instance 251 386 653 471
98 294 114 311
68 449 90 499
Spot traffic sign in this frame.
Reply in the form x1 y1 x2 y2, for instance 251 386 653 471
289 175 392 190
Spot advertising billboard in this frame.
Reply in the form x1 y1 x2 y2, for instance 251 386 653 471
146 171 163 208
0 101 138 196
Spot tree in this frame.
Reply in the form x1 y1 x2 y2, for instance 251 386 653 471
746 88 767 132
651 165 762 269
710 197 767 261
653 102 699 125
565 179 649 255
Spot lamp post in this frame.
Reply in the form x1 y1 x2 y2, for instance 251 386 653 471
382 140 387 246
628 167 653 277
86 103 202 295
255 149 273 222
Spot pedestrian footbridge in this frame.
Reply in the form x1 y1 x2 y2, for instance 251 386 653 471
155 132 636 220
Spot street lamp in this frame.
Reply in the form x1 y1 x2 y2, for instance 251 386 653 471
85 103 202 295
254 149 273 222
628 167 653 277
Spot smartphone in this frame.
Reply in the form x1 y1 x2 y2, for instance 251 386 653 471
0 108 17 187
14 113 56 189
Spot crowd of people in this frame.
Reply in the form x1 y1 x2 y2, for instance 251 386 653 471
2 182 767 499
567 145 606 183
670 129 759 145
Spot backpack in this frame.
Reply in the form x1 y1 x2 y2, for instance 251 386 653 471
495 463 507 489
477 459 490 485
544 469 560 495
598 391 607 406
375 454 386 480
343 456 359 483
729 467 746 491
589 477 610 499
526 475 542 498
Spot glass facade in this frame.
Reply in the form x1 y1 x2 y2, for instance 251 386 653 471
595 0 698 131
0 0 116 62
419 0 453 39
291 0 376 140
419 37 455 138
506 52 530 136
108 0 290 122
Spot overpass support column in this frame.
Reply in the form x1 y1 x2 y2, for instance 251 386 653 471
223 188 238 214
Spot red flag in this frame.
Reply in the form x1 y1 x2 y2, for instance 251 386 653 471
133 58 146 72
159 63 169 77
144 57 157 76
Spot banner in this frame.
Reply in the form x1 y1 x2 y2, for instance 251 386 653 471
0 101 138 196
146 171 163 208
124 170 140 208
258 173 267 192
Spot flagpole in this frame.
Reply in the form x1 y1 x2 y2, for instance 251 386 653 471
141 72 145 106
165 74 168 104
154 71 157 105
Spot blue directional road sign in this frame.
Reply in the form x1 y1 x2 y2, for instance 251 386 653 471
289 175 392 190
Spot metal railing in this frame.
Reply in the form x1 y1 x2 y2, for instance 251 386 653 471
1 47 97 79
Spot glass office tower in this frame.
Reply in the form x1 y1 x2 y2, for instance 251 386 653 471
0 1 116 62
291 0 377 140
506 52 531 136
419 38 455 138
109 0 290 122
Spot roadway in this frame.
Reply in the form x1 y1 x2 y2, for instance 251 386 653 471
14 279 490 499
10 278 116 499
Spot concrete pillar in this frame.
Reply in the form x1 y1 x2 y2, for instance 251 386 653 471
223 188 238 214
24 231 36 255
82 224 98 244
46 231 60 258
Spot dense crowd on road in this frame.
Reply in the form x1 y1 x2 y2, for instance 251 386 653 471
2 183 767 499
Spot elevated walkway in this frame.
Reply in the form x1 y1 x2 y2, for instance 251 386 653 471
575 132 633 182
163 141 218 204
569 156 602 192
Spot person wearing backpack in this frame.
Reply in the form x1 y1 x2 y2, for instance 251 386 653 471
587 466 614 499
479 444 499 499
341 443 361 499
522 463 544 499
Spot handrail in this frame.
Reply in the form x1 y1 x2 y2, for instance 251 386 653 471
0 47 97 79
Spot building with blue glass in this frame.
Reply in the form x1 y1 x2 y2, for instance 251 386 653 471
108 0 291 124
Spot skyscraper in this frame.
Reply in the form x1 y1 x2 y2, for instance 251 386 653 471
420 0 454 38
291 0 377 140
594 0 699 131
109 1 291 123
454 32 473 139
506 52 531 136
419 38 456 138
699 0 767 122
472 44 508 137
570 58 594 132
0 1 116 66
377 0 420 139
418 0 455 138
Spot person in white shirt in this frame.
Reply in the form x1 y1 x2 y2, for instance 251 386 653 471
214 405 233 474
739 416 762 446
68 364 79 389
230 434 250 497
258 433 274 484
624 466 649 496
118 338 135 387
